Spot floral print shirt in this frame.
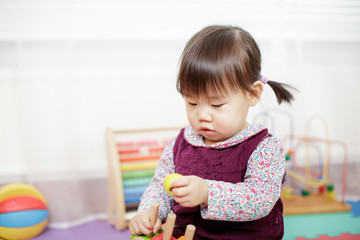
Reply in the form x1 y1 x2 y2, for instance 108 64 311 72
138 122 286 222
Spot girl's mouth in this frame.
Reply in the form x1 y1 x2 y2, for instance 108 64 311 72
200 128 215 134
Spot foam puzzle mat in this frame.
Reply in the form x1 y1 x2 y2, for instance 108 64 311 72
284 201 360 239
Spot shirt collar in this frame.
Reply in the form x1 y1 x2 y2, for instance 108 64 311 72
184 123 267 149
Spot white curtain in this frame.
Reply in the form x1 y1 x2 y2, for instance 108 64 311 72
1 0 360 227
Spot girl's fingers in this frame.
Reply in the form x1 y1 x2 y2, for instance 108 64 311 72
171 176 189 188
172 184 190 197
130 212 156 236
174 198 191 207
153 217 162 233
141 218 152 229
129 224 139 235
174 195 190 204
138 224 152 236
140 217 155 235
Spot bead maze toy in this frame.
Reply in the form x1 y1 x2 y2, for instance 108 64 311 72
281 115 351 215
253 112 351 215
106 127 181 231
130 202 196 240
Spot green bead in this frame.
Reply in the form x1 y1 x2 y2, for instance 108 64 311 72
327 184 334 191
301 189 310 196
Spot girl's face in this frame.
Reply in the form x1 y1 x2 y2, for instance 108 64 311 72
184 84 261 145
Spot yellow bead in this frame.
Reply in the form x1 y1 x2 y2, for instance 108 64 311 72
281 188 293 199
163 173 183 195
326 190 336 200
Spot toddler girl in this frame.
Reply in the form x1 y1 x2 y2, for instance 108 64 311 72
129 25 295 240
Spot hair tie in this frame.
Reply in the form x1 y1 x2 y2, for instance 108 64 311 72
260 75 268 84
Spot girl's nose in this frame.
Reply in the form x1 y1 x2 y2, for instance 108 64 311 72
198 108 212 122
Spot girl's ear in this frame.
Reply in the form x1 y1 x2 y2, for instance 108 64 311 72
247 81 263 107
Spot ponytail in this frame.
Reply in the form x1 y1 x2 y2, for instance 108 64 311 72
267 80 296 105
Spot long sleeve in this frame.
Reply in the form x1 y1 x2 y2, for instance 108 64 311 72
201 136 286 222
137 138 176 221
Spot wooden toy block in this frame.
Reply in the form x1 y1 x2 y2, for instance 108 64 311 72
162 212 176 240
130 202 162 240
149 202 159 226
150 233 177 240
145 202 160 238
130 202 197 240
130 210 195 240
183 224 196 240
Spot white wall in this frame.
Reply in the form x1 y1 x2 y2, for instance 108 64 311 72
1 0 360 180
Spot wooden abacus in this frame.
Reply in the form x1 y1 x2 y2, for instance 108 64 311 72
106 127 181 230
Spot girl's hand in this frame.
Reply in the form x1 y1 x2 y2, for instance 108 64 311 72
171 175 208 207
129 211 162 236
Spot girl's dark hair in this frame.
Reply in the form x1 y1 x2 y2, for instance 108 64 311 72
176 25 295 104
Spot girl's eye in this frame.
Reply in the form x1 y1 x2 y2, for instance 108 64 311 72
212 104 223 108
188 102 197 106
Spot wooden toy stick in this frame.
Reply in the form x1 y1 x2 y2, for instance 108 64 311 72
163 212 176 240
149 202 160 226
145 202 160 238
184 224 196 240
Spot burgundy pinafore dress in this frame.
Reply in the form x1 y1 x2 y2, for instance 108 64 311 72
171 128 284 240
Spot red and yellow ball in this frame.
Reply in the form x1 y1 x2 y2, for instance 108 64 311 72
0 183 48 240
